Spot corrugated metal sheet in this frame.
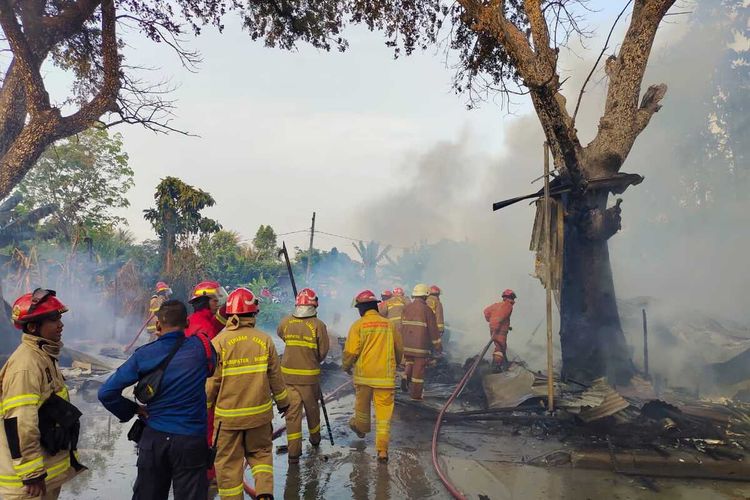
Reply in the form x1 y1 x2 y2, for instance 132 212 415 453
558 378 630 422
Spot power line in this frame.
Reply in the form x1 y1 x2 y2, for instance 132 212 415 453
276 229 310 236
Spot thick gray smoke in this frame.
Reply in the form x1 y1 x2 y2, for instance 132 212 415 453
350 3 750 385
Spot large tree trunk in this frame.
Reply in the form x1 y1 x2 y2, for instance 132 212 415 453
559 189 635 384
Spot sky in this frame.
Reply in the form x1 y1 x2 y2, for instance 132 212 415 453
99 2 623 251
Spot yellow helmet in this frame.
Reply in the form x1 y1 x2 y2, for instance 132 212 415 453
412 283 430 298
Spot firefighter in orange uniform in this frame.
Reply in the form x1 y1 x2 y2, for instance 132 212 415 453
343 290 403 462
377 290 392 316
277 288 330 463
483 289 517 371
207 288 290 500
0 289 85 500
426 285 445 339
383 287 408 334
400 284 441 400
146 281 172 340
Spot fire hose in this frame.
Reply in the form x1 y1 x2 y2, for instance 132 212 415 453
123 314 154 353
432 340 494 500
242 379 353 498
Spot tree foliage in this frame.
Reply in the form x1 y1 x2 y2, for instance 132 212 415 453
143 176 220 273
351 240 391 283
15 127 133 242
252 225 278 261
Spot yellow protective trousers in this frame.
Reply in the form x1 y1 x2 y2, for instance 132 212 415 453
3 486 61 500
285 384 322 458
349 385 395 453
214 424 273 499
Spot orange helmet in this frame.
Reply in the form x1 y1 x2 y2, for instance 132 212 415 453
381 290 393 300
392 287 405 297
11 289 68 330
226 287 259 315
155 281 170 293
296 288 318 306
430 285 441 296
189 280 221 303
352 290 379 307
502 289 517 299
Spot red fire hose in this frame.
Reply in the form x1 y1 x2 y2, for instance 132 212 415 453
432 340 494 500
123 314 154 353
242 379 353 498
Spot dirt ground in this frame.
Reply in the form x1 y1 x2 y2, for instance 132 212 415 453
57 372 750 500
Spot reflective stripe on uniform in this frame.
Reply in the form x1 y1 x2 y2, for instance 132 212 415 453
56 386 70 402
218 483 244 497
412 378 424 384
215 400 272 418
309 424 320 434
353 375 395 388
221 363 267 377
355 411 370 423
389 316 401 321
402 320 427 327
287 431 302 440
2 393 41 412
274 389 288 402
376 421 390 435
285 339 317 349
0 454 73 488
12 456 43 475
281 366 320 376
432 339 442 345
403 347 430 355
437 324 445 329
251 464 273 476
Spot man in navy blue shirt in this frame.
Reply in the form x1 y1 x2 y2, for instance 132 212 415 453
99 300 216 500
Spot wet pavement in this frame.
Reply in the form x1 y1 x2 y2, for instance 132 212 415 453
59 374 750 500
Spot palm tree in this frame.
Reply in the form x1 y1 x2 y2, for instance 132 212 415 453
351 241 391 283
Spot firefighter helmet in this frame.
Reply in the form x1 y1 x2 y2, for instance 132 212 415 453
392 287 405 297
226 287 259 315
502 289 517 299
430 285 441 296
189 280 221 303
412 284 430 298
11 289 68 330
296 288 318 306
352 290 379 307
155 281 171 293
381 290 393 300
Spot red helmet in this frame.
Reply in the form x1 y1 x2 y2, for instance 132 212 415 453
296 288 318 306
381 290 393 299
155 281 170 293
430 285 441 295
226 287 259 315
189 280 221 303
502 289 517 299
392 287 405 297
11 289 68 330
352 290 379 307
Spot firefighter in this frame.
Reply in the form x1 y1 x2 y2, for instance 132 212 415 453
185 280 226 484
377 290 392 316
277 288 330 463
426 285 445 340
483 289 517 371
207 288 289 500
383 287 408 334
1 289 85 500
400 284 441 400
146 281 172 340
342 290 403 462
186 280 224 340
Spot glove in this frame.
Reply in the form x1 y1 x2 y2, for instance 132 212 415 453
277 404 290 417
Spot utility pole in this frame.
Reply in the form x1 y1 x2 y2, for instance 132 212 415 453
306 212 316 284
543 142 555 412
642 308 649 378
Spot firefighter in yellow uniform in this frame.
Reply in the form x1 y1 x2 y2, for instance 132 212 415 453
343 290 403 462
426 285 445 340
383 287 409 335
146 281 171 340
1 290 85 500
207 288 289 500
277 288 329 463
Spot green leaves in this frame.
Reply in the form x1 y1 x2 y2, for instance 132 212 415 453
15 127 134 243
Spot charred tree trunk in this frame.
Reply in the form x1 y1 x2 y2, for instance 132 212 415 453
559 189 635 384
